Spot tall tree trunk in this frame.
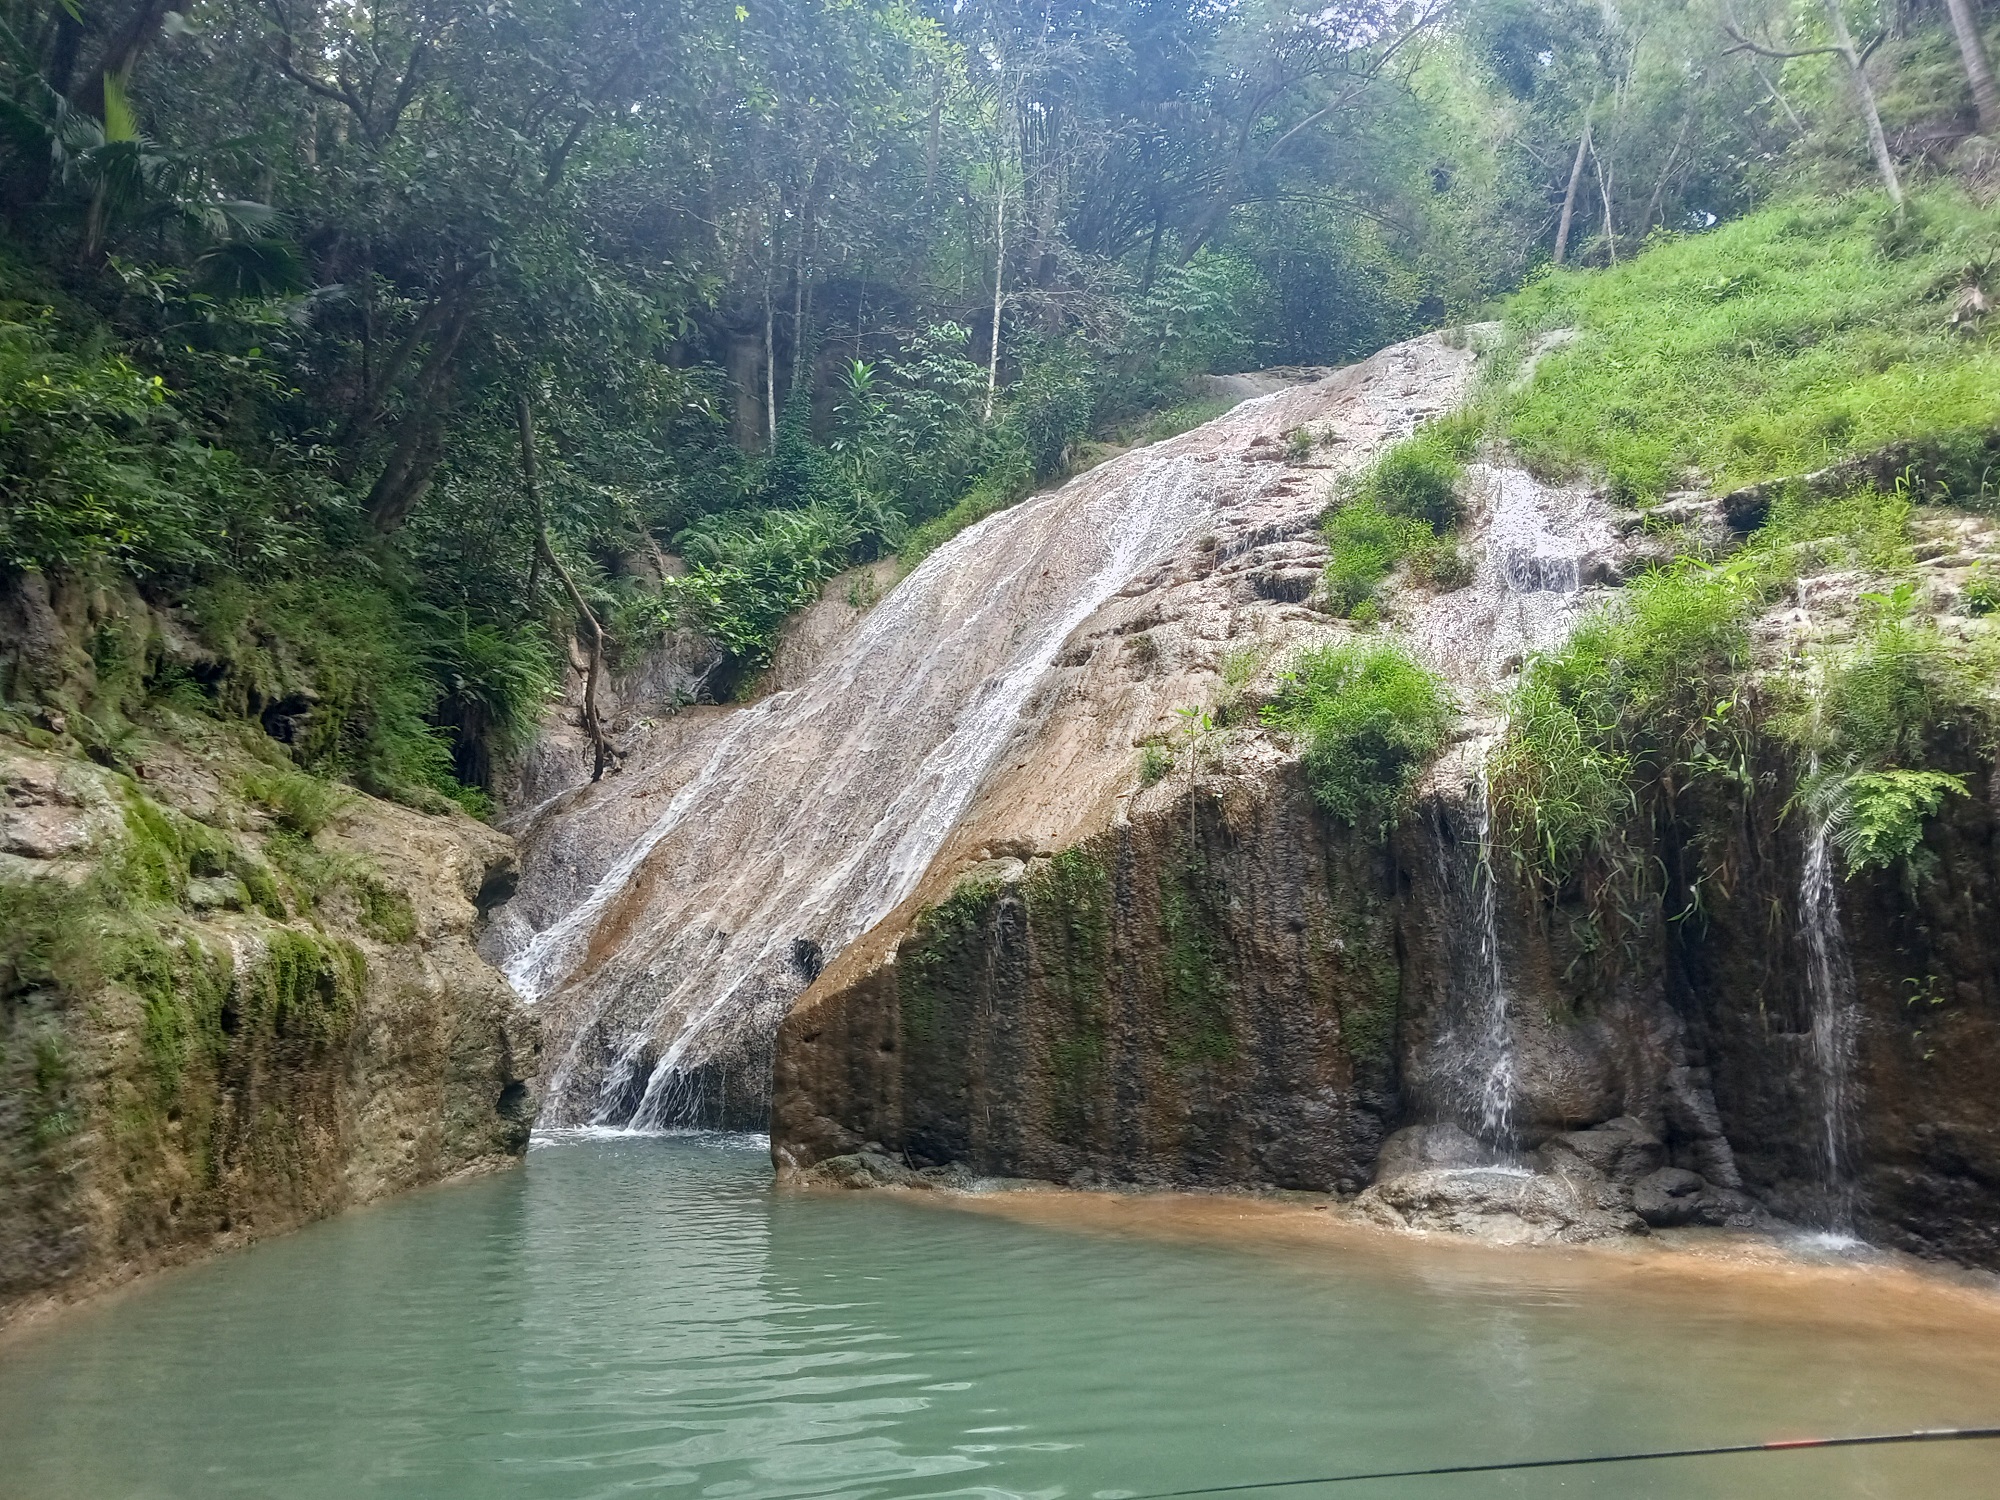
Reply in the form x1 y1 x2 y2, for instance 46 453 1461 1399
763 244 777 447
364 300 469 530
1553 113 1593 266
984 176 1005 425
790 203 809 397
518 395 616 783
1643 112 1695 232
1591 136 1618 264
1822 0 1905 207
1943 0 2000 134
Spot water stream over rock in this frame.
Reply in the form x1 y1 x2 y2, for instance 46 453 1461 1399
494 338 1478 1127
1801 801 1862 1237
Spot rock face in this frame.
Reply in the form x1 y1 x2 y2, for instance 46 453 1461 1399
1 579 538 1320
490 334 1482 1130
775 765 1401 1191
772 397 2000 1267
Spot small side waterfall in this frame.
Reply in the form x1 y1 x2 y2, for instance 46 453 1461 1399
1800 805 1860 1237
1470 764 1517 1149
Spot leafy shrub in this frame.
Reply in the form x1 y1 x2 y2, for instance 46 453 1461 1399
1321 415 1478 614
1261 642 1454 830
1828 769 1969 874
1138 743 1174 786
1355 414 1476 530
1492 560 1754 894
190 576 459 800
1323 500 1424 615
0 317 303 577
647 504 862 666
1793 618 1995 771
426 615 560 783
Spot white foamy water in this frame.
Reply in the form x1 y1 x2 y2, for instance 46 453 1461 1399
495 336 1478 1127
1801 797 1860 1234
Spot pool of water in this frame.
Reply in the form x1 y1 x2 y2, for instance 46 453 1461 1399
4 1134 2000 1499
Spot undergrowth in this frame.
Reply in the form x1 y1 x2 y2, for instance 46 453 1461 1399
1322 412 1478 615
1491 479 1997 931
1262 641 1453 831
1501 188 2000 505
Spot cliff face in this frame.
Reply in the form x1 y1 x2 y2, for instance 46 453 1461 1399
775 765 1400 1192
1 577 538 1321
1675 744 2000 1262
775 731 2000 1262
773 437 2000 1266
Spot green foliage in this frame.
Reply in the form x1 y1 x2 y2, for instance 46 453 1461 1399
1323 500 1427 615
1966 569 2000 616
1784 608 1998 880
1322 417 1477 613
1262 642 1454 831
1355 415 1478 530
1503 190 2000 504
1492 559 1754 895
1138 743 1174 786
0 315 302 578
190 577 459 801
1828 770 1970 875
639 504 861 668
240 766 351 837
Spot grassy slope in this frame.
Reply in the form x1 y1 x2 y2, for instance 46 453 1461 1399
1499 189 2000 504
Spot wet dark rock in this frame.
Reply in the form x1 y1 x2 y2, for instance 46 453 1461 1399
805 1150 933 1190
1632 1168 1708 1226
1359 1125 1646 1245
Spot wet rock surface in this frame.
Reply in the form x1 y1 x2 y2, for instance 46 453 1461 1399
496 334 1482 1130
1 662 538 1321
773 400 2000 1266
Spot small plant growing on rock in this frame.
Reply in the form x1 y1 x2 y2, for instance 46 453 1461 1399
1138 743 1173 786
1261 642 1453 831
239 766 352 837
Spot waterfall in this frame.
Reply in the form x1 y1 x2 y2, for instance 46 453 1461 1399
1470 762 1517 1150
1800 800 1860 1236
493 335 1479 1130
511 454 1214 1126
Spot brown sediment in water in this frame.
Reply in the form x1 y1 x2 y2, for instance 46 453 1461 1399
892 1183 2000 1347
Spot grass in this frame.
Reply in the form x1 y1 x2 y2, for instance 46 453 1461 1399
1491 467 1996 901
1261 641 1454 831
1500 188 2000 505
1322 413 1478 614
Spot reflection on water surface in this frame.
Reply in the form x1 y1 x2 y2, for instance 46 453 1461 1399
3 1134 1999 1499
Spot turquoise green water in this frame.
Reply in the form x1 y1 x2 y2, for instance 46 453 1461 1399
4 1134 2000 1499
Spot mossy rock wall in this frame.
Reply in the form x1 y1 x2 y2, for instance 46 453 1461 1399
1668 739 2000 1262
0 734 539 1317
775 766 1403 1191
777 735 2000 1267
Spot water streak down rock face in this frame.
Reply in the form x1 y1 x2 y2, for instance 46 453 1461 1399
491 336 1478 1128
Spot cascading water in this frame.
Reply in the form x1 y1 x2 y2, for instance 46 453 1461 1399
507 458 1215 1126
492 340 1478 1130
1470 763 1517 1150
1800 787 1860 1237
